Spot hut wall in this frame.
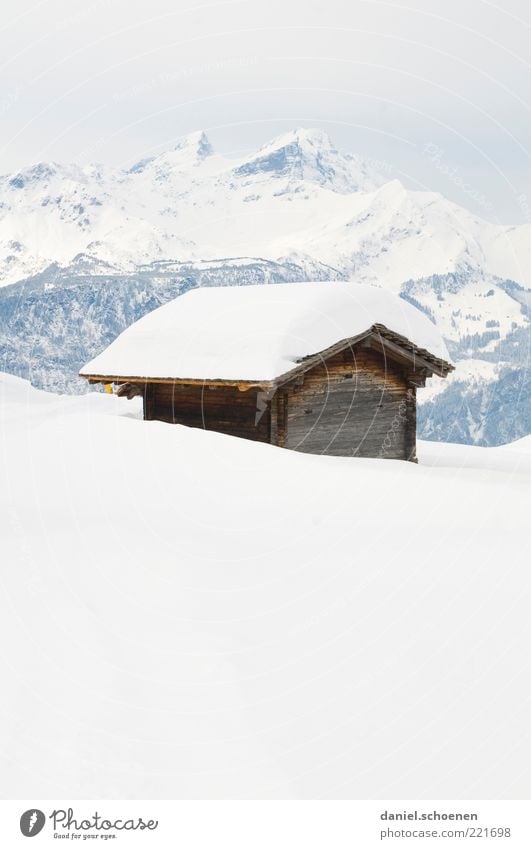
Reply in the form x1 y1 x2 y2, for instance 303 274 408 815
281 348 414 460
144 382 271 443
138 346 418 460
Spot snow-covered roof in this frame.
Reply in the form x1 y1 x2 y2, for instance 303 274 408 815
80 281 452 383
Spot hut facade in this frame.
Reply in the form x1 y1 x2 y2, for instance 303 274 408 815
80 282 453 461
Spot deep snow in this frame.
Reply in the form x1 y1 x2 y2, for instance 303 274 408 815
81 281 451 382
1 374 529 799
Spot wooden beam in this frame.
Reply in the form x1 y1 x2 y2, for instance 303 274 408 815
83 374 270 391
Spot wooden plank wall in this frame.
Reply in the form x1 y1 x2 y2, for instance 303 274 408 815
140 346 418 460
282 348 413 460
146 382 271 443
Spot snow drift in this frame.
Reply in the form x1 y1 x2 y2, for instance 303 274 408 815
1 374 529 799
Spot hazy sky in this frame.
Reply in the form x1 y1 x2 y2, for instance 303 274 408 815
1 0 530 223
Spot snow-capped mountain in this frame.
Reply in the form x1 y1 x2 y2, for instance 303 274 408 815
1 127 530 290
0 127 529 445
0 128 388 284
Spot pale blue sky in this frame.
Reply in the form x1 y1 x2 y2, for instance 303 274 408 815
1 0 530 223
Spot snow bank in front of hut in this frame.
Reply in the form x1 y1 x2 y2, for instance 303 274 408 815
80 281 451 381
1 377 529 799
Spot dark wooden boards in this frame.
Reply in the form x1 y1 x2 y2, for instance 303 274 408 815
280 348 413 460
145 382 271 443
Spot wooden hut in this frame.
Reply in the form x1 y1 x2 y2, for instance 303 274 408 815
80 282 453 461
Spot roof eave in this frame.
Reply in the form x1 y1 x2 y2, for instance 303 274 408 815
79 373 273 391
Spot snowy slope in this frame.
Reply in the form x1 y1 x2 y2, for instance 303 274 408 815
81 281 450 382
1 375 530 799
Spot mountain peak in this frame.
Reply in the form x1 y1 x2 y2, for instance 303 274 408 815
127 131 214 176
172 130 213 159
233 127 385 193
258 127 335 153
4 160 95 190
